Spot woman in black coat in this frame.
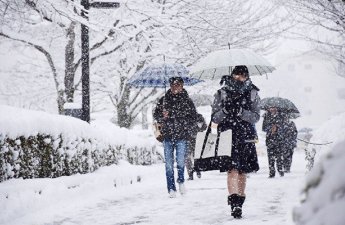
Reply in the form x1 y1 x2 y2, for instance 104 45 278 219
211 66 260 219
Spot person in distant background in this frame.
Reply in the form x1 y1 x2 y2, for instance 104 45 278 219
262 107 286 178
185 113 207 180
282 118 298 173
153 77 197 198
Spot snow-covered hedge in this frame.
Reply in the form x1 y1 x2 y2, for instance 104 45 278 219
293 113 345 225
0 105 162 182
293 140 345 225
304 112 345 170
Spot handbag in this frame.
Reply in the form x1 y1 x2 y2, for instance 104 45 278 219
194 121 232 172
153 123 164 142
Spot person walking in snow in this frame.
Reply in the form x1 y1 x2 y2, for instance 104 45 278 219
262 108 287 177
211 66 260 219
281 118 298 173
153 77 198 198
185 113 207 180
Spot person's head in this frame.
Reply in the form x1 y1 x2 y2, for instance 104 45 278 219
268 107 278 114
231 65 249 82
169 77 184 94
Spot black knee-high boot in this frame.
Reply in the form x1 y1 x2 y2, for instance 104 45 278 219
227 195 234 211
228 194 246 219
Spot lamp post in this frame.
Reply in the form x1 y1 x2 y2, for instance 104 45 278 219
80 0 120 122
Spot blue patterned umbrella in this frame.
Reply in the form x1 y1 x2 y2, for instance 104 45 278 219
127 63 203 88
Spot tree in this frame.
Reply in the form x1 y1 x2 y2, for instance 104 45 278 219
281 0 345 77
92 0 291 127
0 0 86 113
0 0 290 128
172 0 290 61
0 0 175 123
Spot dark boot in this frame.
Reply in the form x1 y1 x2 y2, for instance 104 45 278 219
269 171 275 178
187 171 194 180
196 171 202 178
228 194 246 219
227 195 234 212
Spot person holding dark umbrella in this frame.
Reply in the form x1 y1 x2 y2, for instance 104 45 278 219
153 77 198 198
281 118 298 173
260 97 299 177
262 107 286 178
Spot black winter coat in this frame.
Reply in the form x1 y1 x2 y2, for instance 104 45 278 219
282 121 298 149
262 112 290 148
214 83 260 143
153 89 197 141
211 79 260 173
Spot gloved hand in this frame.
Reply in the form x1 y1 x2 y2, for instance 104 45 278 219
223 101 242 116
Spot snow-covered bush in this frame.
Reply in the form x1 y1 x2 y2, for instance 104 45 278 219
293 113 345 225
293 140 345 225
304 112 345 170
0 106 162 182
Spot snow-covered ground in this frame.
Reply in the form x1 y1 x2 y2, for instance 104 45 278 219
0 150 306 225
2 93 344 225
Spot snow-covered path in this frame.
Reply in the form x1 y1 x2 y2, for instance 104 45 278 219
1 151 306 225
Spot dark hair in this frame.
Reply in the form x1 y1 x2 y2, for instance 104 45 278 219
231 65 249 77
169 77 184 85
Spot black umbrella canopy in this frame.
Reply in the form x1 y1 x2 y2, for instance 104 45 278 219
288 112 301 119
260 97 300 114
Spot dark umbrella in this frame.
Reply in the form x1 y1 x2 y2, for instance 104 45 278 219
288 112 301 119
260 97 300 114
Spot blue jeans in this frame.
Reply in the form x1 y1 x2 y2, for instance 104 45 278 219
163 139 187 192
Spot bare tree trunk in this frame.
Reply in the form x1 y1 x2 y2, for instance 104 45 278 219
0 32 66 114
117 77 133 128
64 22 76 103
141 105 148 129
57 90 65 114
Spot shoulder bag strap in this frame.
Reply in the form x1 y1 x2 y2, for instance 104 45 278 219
199 114 222 158
199 120 212 159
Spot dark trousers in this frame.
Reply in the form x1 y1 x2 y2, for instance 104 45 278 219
267 146 284 176
283 148 294 172
185 138 196 177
